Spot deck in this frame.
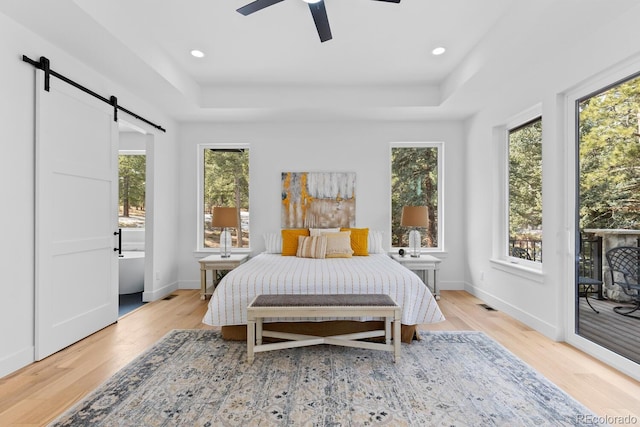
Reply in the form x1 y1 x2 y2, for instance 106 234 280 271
577 296 640 364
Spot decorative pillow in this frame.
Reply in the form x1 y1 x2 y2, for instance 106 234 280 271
324 231 354 258
263 233 282 254
368 230 384 254
341 227 369 256
296 235 327 259
281 229 310 256
309 227 341 237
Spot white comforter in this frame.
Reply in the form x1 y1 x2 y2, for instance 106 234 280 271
202 253 445 326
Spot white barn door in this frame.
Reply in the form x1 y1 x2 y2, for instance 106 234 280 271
35 70 119 360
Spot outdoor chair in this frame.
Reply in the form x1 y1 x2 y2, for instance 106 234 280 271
605 246 640 318
577 276 602 314
578 254 602 314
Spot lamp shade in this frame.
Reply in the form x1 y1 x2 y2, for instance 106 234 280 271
211 207 238 228
401 206 428 228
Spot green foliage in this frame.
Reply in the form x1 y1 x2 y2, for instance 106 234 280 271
579 75 640 230
204 149 249 211
509 119 542 240
391 147 438 247
119 154 145 220
204 149 250 248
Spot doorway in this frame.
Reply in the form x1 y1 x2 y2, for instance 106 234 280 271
118 121 152 317
575 72 640 366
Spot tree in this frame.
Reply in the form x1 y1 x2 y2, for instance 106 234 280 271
391 147 438 247
119 154 145 218
509 119 542 241
204 149 249 247
579 75 640 230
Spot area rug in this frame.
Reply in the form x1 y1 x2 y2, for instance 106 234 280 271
50 330 603 426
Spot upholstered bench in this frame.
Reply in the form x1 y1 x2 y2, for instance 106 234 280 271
246 294 401 363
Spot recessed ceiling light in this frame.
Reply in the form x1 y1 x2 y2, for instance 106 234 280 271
432 47 446 56
302 0 322 3
190 49 205 58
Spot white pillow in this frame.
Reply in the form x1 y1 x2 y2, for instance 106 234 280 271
324 231 354 258
263 233 282 254
368 230 384 254
309 227 341 237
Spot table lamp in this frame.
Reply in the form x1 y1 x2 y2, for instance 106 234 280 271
212 207 238 258
401 206 428 257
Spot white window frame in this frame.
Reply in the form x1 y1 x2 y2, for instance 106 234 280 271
196 142 251 253
389 141 445 253
492 105 543 274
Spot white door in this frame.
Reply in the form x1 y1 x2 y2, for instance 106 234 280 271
35 70 119 360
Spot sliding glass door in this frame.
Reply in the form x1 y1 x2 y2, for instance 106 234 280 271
575 73 640 365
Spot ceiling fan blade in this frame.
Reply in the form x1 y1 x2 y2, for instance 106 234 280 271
237 0 285 16
308 1 332 42
371 0 401 3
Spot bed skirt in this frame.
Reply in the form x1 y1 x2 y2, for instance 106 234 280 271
221 321 418 344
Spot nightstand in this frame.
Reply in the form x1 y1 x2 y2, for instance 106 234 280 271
391 253 441 300
198 254 248 300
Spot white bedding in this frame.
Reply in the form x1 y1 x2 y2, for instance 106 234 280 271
202 253 445 326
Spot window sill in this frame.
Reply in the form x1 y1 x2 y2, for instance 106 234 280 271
490 258 544 283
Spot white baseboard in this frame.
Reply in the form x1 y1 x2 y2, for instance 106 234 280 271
176 280 466 292
465 282 561 341
0 346 34 379
143 281 179 302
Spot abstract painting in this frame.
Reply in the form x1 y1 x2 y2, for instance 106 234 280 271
281 172 355 228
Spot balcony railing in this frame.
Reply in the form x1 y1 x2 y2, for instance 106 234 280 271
509 240 542 262
579 235 602 280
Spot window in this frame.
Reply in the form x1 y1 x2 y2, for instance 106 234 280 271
390 143 443 251
198 144 250 251
118 152 146 228
508 117 542 263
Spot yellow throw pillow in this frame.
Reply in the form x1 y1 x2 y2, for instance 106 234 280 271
296 235 327 259
341 227 369 256
281 229 310 256
325 231 354 258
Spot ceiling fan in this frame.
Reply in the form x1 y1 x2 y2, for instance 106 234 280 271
237 0 401 43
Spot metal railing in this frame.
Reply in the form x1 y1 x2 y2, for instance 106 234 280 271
579 235 603 280
509 239 542 262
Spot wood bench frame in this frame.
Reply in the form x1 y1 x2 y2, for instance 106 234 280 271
247 294 401 363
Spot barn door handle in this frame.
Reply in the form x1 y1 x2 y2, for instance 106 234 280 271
114 229 122 256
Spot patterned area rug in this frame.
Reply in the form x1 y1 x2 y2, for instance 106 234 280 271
50 330 602 426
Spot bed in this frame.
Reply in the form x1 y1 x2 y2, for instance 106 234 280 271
202 252 445 343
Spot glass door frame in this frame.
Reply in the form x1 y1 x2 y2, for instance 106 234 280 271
564 60 640 381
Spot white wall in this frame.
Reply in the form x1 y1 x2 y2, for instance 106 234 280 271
463 3 640 344
177 120 466 291
119 130 146 151
0 12 180 377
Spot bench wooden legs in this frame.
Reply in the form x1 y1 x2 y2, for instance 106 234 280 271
247 315 402 364
246 294 402 363
394 315 401 361
247 320 255 364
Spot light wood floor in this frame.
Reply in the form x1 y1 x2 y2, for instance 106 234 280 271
0 290 638 426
